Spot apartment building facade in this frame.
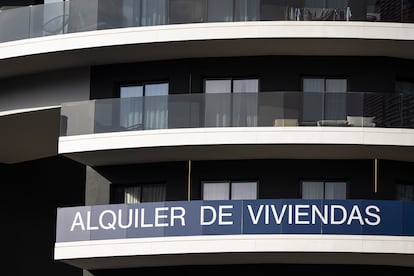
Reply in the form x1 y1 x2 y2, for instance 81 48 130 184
1 0 414 275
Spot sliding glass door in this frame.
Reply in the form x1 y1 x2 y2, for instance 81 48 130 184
302 77 347 123
120 82 169 130
204 78 259 127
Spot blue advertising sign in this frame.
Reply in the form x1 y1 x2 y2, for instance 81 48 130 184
55 199 414 242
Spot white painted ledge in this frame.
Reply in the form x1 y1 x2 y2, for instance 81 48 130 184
59 127 414 154
54 234 414 269
55 234 414 259
2 21 414 60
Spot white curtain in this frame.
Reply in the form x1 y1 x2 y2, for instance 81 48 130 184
302 181 347 199
324 181 347 199
205 79 258 127
302 181 324 199
231 181 257 200
233 79 258 127
123 183 166 203
120 86 143 130
203 182 230 200
141 183 166 202
144 83 168 129
124 186 141 204
205 80 232 127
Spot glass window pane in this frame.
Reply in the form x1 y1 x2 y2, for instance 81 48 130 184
208 0 233 22
144 82 168 129
233 79 259 93
141 183 166 202
303 78 325 92
303 78 324 122
325 79 347 120
261 0 289 21
120 85 144 130
145 82 169 96
302 181 324 199
305 0 325 8
402 0 414 23
124 186 141 203
396 81 414 127
169 0 204 24
120 85 143 97
232 79 258 127
235 0 260 21
205 80 231 126
396 81 414 94
325 182 347 199
122 0 136 27
326 0 348 8
326 79 347 93
203 182 230 200
231 181 257 199
141 0 166 26
95 100 114 132
397 183 414 200
205 79 232 94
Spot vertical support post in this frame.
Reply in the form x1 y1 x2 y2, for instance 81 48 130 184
187 160 192 201
374 158 378 193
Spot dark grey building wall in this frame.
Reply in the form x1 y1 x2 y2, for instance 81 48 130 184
93 159 413 202
0 67 90 112
2 155 85 276
95 161 189 202
190 159 376 200
90 56 414 98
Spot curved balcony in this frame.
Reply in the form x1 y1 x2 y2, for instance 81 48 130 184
1 1 414 79
54 199 414 270
1 0 414 44
59 91 414 166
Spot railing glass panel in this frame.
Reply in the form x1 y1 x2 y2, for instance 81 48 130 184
60 91 414 136
1 0 413 43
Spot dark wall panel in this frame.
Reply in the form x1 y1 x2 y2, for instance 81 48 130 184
2 156 85 276
90 56 414 99
95 159 384 202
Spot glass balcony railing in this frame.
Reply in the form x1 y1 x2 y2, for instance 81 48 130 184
60 91 414 136
1 0 413 44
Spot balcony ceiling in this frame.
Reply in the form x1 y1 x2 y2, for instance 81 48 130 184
62 251 414 270
59 127 414 167
0 107 60 164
